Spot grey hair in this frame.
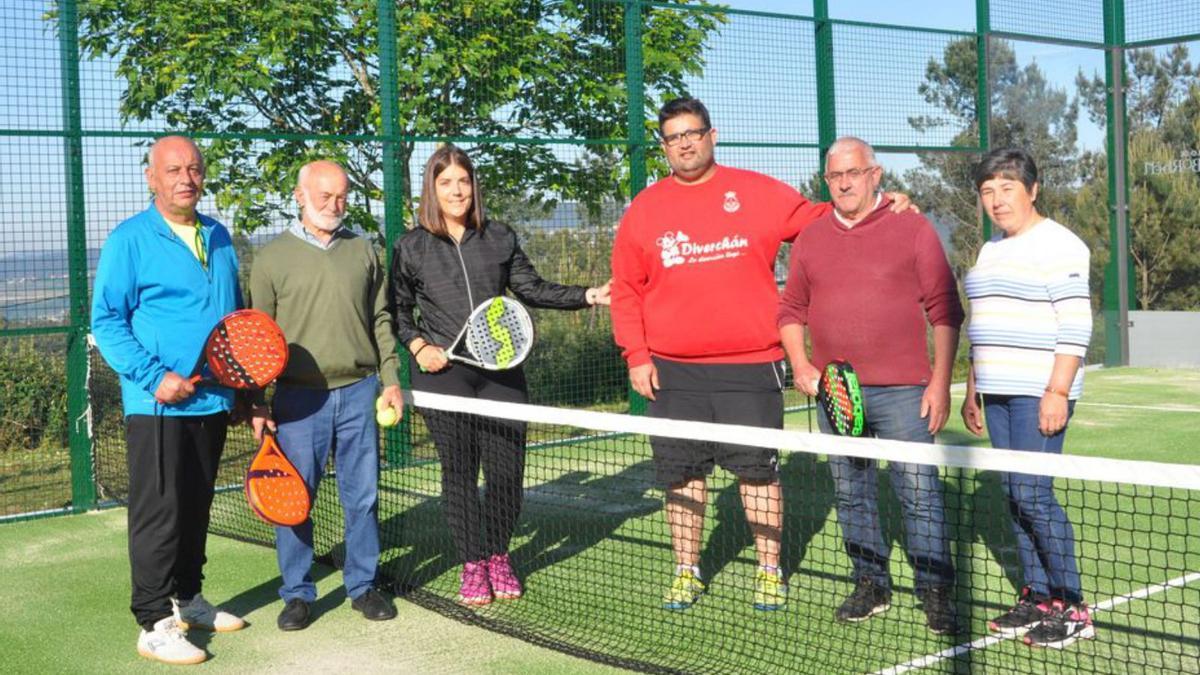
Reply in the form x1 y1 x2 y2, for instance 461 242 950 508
826 136 877 166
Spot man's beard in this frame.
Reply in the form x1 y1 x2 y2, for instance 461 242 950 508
302 200 345 232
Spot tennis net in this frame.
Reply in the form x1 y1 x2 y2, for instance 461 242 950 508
89 359 1200 672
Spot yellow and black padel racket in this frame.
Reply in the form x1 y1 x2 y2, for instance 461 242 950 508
443 296 534 370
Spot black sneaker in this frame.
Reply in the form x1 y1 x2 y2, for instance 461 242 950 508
1023 600 1095 649
351 587 397 621
835 577 892 623
988 586 1047 636
277 598 311 632
918 585 959 635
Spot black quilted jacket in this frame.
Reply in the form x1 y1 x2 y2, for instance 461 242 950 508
390 220 589 350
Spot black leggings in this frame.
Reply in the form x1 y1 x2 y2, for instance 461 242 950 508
412 359 527 564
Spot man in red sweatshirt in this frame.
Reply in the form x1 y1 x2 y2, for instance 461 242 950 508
611 99 910 612
778 137 963 634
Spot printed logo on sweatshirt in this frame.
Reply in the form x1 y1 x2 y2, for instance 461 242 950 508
723 191 741 213
655 230 750 269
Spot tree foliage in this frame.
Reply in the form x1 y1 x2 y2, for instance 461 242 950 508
904 38 1085 279
1078 46 1200 310
66 0 723 231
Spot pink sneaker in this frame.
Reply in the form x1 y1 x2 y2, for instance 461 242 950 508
488 553 523 600
459 560 492 606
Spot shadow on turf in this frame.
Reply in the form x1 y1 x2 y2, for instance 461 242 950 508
182 566 343 654
702 452 838 583
377 460 663 591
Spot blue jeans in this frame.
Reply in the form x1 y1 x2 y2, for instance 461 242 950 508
983 394 1082 603
821 385 954 591
272 375 381 602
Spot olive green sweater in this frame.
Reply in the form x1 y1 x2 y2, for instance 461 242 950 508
248 228 400 389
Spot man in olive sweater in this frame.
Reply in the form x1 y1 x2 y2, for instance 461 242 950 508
248 160 403 631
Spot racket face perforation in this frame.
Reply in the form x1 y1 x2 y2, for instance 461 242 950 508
818 360 866 437
462 296 533 369
204 309 288 389
244 433 310 527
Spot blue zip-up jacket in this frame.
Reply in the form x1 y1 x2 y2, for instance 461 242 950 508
91 202 242 417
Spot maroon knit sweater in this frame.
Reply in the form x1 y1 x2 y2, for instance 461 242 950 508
777 197 963 386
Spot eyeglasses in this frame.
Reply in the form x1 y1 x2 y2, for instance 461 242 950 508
660 127 711 147
823 166 878 183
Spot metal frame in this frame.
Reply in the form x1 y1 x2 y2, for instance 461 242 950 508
2 0 1167 518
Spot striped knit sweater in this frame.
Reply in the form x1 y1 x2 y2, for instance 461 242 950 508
964 218 1092 399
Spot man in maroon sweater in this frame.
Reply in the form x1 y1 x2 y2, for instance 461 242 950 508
612 99 912 613
778 137 963 635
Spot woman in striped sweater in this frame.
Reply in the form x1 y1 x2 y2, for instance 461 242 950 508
961 148 1095 650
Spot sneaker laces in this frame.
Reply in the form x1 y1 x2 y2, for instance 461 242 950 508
850 577 880 601
160 617 188 641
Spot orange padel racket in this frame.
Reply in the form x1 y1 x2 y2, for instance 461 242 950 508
190 309 288 389
244 429 310 527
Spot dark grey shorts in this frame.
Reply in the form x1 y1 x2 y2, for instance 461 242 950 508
646 357 785 487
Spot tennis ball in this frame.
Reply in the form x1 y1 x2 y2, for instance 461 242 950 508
376 405 400 428
375 396 389 412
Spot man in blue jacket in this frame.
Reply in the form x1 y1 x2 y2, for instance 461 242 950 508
92 136 246 665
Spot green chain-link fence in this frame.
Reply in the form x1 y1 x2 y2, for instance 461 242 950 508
2 0 1197 557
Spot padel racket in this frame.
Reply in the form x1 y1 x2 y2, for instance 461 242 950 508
443 296 534 370
190 309 288 389
817 359 867 437
244 429 310 527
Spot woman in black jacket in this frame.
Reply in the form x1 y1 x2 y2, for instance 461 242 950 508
391 145 610 606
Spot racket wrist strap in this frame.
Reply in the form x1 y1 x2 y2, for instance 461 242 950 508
414 343 434 358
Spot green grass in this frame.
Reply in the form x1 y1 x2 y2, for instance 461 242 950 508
2 367 1198 673
0 445 72 517
0 509 622 674
354 367 1200 673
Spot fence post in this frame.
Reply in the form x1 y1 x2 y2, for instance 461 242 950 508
58 0 95 512
625 0 648 415
1103 0 1132 367
813 0 836 201
975 0 992 241
378 0 412 464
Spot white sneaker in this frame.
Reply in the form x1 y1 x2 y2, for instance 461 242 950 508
173 594 246 633
137 616 206 665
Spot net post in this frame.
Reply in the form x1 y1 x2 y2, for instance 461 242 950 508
1103 0 1132 367
59 0 95 512
378 0 413 465
975 0 993 241
625 0 648 415
814 0 836 201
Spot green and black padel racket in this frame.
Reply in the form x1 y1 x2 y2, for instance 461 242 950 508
817 359 867 437
443 296 534 370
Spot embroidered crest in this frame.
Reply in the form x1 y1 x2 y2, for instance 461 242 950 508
723 191 741 213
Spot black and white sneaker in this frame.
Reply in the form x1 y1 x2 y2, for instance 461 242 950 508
988 586 1048 636
835 577 892 623
1024 600 1095 649
918 585 959 635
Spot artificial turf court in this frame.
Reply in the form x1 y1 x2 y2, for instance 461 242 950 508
7 367 1199 673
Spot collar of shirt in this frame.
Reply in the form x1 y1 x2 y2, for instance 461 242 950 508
290 219 346 250
833 192 883 229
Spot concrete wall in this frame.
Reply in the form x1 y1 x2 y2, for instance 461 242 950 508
1128 311 1200 367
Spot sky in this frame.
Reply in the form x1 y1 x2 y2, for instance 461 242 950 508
0 0 1197 256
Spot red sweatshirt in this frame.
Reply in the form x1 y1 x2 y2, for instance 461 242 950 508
777 197 964 386
611 165 830 367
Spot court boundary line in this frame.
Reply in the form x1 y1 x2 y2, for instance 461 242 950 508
872 570 1200 674
1075 401 1200 413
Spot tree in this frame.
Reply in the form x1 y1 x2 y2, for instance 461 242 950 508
903 38 1086 279
1077 46 1200 310
63 1 723 232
